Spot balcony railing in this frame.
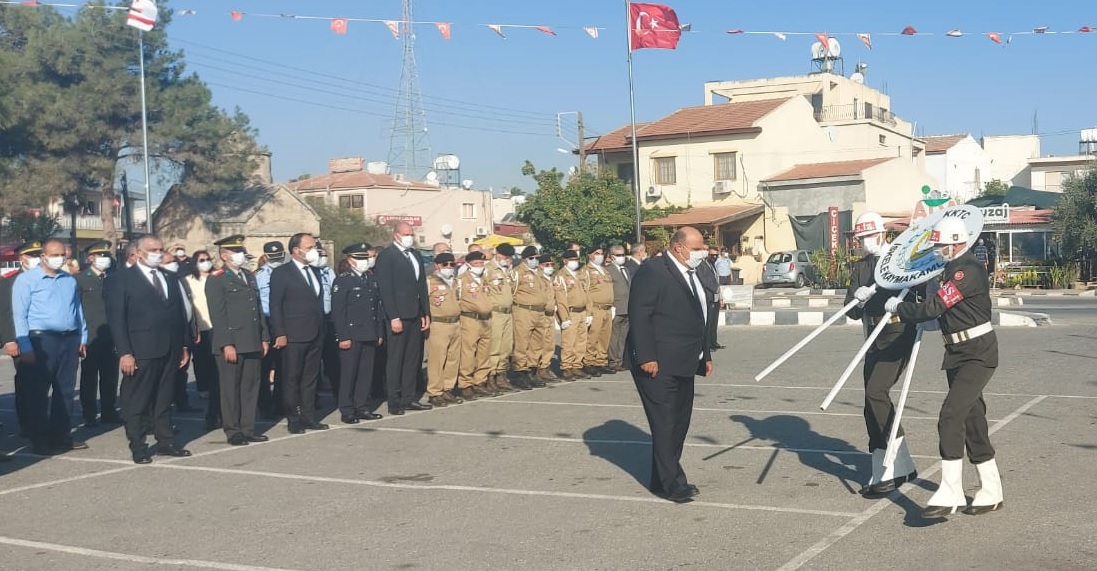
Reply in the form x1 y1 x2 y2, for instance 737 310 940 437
813 104 897 127
56 215 123 231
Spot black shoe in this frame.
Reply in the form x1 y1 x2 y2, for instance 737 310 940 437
662 486 695 504
404 401 432 411
582 366 602 377
528 376 547 388
304 422 330 430
155 446 192 457
227 434 249 446
921 504 961 518
710 344 726 350
686 484 700 497
388 407 405 416
599 366 617 375
861 471 918 499
963 502 1004 516
341 415 360 424
245 435 269 443
357 412 383 421
287 423 306 434
511 375 533 391
132 452 152 464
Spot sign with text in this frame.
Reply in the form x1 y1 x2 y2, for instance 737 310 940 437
981 203 1010 225
376 214 422 227
828 206 840 253
875 205 984 290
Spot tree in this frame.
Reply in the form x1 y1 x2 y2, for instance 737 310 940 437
0 3 263 245
1052 167 1097 262
516 160 635 253
308 200 390 261
981 179 1010 198
505 186 525 197
0 210 62 243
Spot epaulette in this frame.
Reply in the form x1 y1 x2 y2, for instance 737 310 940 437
210 269 225 277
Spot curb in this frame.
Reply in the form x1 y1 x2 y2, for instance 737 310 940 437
721 309 1051 327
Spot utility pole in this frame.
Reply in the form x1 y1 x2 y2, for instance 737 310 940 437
577 111 586 172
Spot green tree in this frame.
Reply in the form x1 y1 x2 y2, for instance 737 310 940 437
505 186 525 197
0 3 262 245
1052 167 1097 261
516 161 634 253
641 204 687 248
981 179 1010 198
309 200 390 261
0 210 62 243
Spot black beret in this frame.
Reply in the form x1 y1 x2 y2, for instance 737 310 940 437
561 250 579 260
341 242 372 257
434 252 455 264
496 243 515 256
465 251 486 262
537 254 553 264
520 246 538 258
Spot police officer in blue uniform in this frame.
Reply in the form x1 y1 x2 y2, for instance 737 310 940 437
331 242 384 424
255 240 284 418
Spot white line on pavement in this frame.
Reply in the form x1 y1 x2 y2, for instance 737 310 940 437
0 466 138 496
481 399 951 421
0 535 304 571
572 380 1097 399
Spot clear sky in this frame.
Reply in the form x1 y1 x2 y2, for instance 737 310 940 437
136 1 1097 193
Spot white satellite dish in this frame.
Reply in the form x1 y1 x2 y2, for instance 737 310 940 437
460 179 474 190
850 72 865 84
810 41 826 59
440 223 453 237
425 171 438 183
827 38 841 58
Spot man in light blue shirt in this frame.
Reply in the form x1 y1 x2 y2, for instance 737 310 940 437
11 238 89 454
714 249 733 285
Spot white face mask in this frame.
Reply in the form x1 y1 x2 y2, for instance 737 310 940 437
174 249 186 257
230 251 247 267
144 251 163 268
161 261 180 273
399 235 415 249
197 260 213 273
566 260 579 271
439 267 455 279
612 255 626 266
24 256 41 270
45 255 65 271
862 235 885 256
266 260 282 269
542 266 555 276
469 265 486 277
352 259 370 273
94 256 113 271
684 249 707 269
303 248 320 265
592 254 605 266
317 256 329 268
498 257 510 267
525 258 538 270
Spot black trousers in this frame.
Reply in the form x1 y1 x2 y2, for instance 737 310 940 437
259 346 282 415
26 333 80 448
193 330 220 424
338 341 377 417
939 364 996 462
79 336 119 422
12 357 32 436
281 338 322 424
321 319 341 398
218 351 261 439
173 359 192 409
632 368 696 495
385 319 423 407
862 331 916 451
120 353 179 453
706 301 719 347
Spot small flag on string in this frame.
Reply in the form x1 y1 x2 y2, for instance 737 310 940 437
126 0 159 32
679 23 691 32
436 22 451 40
331 18 348 35
230 11 242 22
901 25 917 36
176 9 195 16
488 24 506 39
1033 26 1049 34
814 32 829 47
726 29 744 35
772 32 787 41
857 33 872 49
584 27 599 39
536 25 557 36
945 29 963 37
1006 35 1013 45
1079 26 1093 33
384 20 400 39
986 32 1002 44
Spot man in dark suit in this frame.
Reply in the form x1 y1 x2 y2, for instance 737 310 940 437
627 226 713 503
373 222 432 415
698 246 724 350
269 232 329 434
625 242 646 275
76 241 123 426
606 244 631 371
105 235 193 464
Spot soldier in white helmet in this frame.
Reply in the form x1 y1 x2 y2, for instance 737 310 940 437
885 215 1002 518
845 211 919 498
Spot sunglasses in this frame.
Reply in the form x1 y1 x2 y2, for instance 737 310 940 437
438 262 455 267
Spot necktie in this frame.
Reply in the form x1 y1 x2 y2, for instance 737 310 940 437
405 249 419 278
305 266 316 295
151 270 167 301
686 269 702 313
621 267 629 282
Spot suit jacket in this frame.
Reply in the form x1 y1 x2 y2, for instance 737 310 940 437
624 257 642 276
269 261 325 343
205 268 269 354
626 255 711 378
374 245 429 321
75 268 112 345
105 264 189 360
0 270 20 344
606 262 631 315
696 259 720 303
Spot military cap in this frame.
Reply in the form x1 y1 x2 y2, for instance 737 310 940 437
561 250 579 260
434 252 455 264
84 240 112 256
496 243 515 257
16 241 42 256
342 242 373 258
465 251 486 262
537 253 553 264
520 246 538 258
214 235 246 251
263 241 285 255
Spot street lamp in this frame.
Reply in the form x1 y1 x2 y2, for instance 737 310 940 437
62 191 81 256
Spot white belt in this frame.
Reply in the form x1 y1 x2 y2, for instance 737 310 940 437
943 322 992 345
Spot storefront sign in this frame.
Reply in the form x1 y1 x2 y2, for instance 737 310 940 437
828 206 840 253
876 205 984 290
376 215 422 226
981 203 1010 225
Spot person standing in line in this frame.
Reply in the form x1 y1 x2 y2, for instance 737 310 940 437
533 254 560 384
580 246 615 376
698 246 723 351
105 235 192 463
484 243 517 393
627 226 713 503
455 251 498 400
605 245 632 372
75 241 123 426
269 233 329 434
11 239 89 455
255 241 285 419
184 250 222 431
555 250 590 380
161 249 201 415
316 245 341 406
714 249 733 285
331 243 384 423
511 246 546 389
1 242 43 438
424 252 465 406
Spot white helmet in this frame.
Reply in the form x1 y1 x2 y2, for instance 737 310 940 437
930 217 968 245
854 212 885 237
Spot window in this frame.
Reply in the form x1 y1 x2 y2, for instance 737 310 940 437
338 194 364 209
616 163 635 184
713 152 737 180
461 203 475 219
653 157 676 185
797 251 810 263
864 102 874 119
878 134 887 146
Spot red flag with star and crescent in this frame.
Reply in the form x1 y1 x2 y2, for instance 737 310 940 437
629 3 681 50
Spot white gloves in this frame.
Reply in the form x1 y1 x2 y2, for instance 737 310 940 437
853 286 875 303
611 307 617 319
560 320 572 330
584 315 594 327
883 297 901 314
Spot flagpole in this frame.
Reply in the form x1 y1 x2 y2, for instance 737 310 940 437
138 29 154 234
625 1 641 244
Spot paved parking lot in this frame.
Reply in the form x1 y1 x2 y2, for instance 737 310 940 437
2 321 1096 570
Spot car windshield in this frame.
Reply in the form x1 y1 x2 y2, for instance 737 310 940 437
767 253 792 264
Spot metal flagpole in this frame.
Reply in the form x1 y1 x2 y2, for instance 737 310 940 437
138 29 154 234
625 1 641 244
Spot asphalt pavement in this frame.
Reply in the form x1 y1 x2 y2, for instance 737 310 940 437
2 319 1096 570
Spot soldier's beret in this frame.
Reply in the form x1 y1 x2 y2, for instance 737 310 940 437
561 250 579 260
214 235 246 251
84 240 112 256
520 246 538 258
263 241 285 255
434 252 455 264
465 251 486 262
496 243 515 256
16 241 42 256
342 242 372 258
537 254 553 264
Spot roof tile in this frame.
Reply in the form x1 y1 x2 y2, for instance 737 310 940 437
763 158 894 183
641 204 764 227
922 134 968 154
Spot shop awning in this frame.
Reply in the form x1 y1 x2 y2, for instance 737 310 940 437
471 234 525 248
641 204 764 227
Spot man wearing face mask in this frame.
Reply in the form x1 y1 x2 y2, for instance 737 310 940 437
269 233 329 433
554 250 590 381
161 250 201 415
169 243 194 277
75 241 123 427
580 246 615 377
886 215 1002 518
627 226 714 503
605 244 632 372
205 235 270 445
11 239 89 455
255 241 285 419
1 241 44 438
315 245 342 406
424 252 464 406
484 243 518 393
511 246 547 389
534 253 561 380
331 243 385 424
844 211 919 498
456 251 498 400
625 242 646 275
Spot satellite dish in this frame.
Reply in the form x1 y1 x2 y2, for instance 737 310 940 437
850 72 865 84
425 171 438 182
827 38 841 58
810 41 826 59
440 223 453 237
460 179 474 190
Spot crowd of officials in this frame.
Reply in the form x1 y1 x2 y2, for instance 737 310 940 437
0 223 728 465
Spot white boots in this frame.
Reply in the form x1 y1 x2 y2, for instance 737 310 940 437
859 448 886 493
964 459 1004 515
861 437 918 498
922 459 967 517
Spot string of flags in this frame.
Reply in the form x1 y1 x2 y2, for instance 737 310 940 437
2 1 1094 48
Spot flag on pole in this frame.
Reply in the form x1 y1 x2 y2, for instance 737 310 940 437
230 11 242 22
536 25 557 36
488 24 506 39
629 3 681 50
126 0 158 32
331 18 348 35
857 33 872 49
584 27 599 39
384 20 400 39
436 22 451 40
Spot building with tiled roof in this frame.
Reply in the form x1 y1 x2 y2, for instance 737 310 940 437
921 134 993 203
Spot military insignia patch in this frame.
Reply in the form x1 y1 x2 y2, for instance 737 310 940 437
954 270 965 281
333 284 339 292
937 281 964 308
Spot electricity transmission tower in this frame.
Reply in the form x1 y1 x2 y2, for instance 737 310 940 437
386 0 432 180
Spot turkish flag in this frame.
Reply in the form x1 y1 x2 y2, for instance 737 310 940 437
629 3 681 50
331 18 348 35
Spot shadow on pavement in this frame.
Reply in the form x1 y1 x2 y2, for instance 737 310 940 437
582 419 651 490
729 414 863 493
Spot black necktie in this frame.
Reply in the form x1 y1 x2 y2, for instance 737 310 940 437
404 249 419 278
686 269 702 313
151 270 167 301
305 266 316 294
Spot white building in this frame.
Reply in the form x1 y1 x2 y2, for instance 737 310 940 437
922 134 993 203
981 135 1041 187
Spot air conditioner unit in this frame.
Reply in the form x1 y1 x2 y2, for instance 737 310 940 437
714 180 731 194
646 186 661 198
475 226 489 237
393 173 405 182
